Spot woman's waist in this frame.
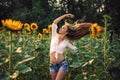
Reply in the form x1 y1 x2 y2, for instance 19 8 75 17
50 58 66 66
50 52 65 64
50 59 68 66
50 51 63 55
50 52 64 59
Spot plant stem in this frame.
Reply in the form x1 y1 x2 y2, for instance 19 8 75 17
103 27 106 70
103 17 108 71
8 31 13 76
90 34 94 58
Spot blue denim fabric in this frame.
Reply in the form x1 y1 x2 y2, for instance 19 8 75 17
49 59 69 73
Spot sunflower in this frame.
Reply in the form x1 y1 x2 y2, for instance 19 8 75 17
24 23 31 31
1 19 23 31
38 33 42 40
43 28 49 34
91 23 102 37
1 20 6 26
30 23 38 30
48 24 52 32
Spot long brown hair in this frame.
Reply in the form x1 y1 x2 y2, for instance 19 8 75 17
65 21 92 40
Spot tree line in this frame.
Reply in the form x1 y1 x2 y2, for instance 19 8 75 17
0 0 120 34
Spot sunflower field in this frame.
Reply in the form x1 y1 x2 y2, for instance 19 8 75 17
0 13 120 80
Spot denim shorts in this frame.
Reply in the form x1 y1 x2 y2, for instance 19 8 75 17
49 59 69 73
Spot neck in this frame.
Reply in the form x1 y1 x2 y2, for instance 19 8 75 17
59 34 66 40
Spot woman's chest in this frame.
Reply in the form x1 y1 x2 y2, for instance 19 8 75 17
52 37 67 48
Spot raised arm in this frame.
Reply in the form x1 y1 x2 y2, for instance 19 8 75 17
53 14 74 25
51 14 74 38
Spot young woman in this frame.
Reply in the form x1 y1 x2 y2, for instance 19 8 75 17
49 13 99 80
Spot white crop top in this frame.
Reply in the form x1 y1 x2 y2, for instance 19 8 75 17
50 23 77 59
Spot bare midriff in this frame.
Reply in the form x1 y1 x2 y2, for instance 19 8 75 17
50 51 65 64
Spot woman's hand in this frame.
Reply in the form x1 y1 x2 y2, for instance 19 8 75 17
64 14 74 18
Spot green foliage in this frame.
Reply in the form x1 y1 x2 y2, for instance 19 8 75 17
0 16 120 79
64 15 119 80
0 24 50 79
1 0 120 33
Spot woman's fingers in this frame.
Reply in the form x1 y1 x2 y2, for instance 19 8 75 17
66 14 75 18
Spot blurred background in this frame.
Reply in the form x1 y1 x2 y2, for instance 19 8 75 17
0 0 120 34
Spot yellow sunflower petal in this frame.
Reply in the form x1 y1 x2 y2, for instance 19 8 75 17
48 24 52 32
43 28 49 34
2 19 23 31
38 33 42 40
31 23 38 30
91 23 101 37
24 23 31 31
